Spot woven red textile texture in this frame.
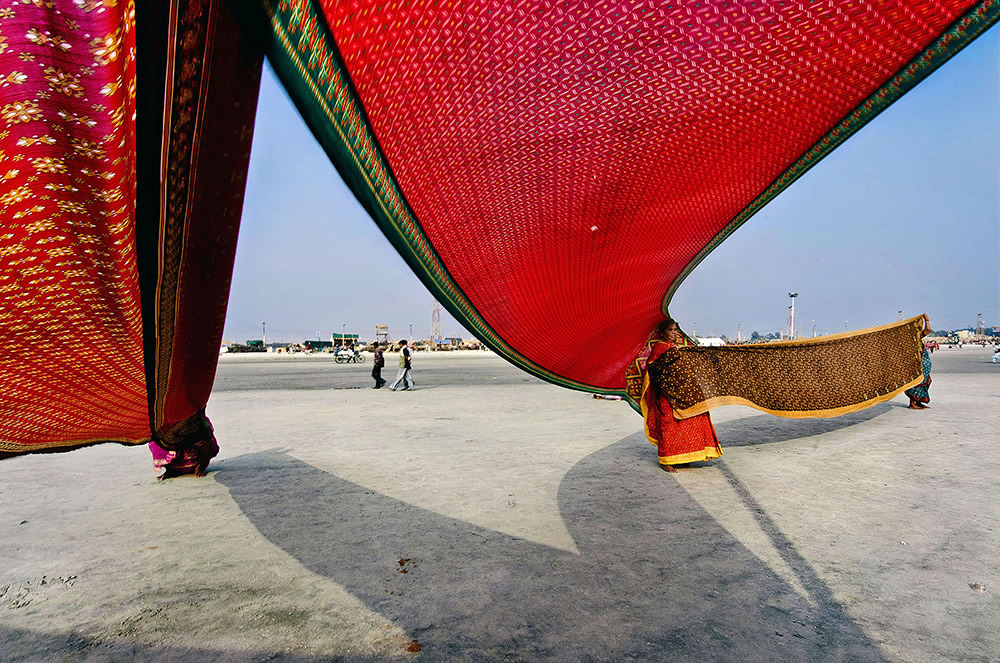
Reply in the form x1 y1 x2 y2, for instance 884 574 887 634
319 0 976 389
155 1 263 434
0 2 147 452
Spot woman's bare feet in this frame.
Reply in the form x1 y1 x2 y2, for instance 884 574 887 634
660 464 678 473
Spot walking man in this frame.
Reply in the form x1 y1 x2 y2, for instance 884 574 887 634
389 340 414 391
371 341 386 388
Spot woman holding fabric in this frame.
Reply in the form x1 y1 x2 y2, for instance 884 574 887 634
906 314 933 409
626 319 722 472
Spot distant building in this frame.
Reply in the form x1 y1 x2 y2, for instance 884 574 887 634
695 337 726 347
330 333 359 347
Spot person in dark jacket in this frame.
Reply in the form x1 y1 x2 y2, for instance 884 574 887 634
371 342 386 388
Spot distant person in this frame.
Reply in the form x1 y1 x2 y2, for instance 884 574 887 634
390 340 414 391
906 314 933 410
371 341 386 389
626 318 722 472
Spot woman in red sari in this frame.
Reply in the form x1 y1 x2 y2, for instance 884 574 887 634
627 319 722 472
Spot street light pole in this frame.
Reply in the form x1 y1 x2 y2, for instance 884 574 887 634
409 323 413 343
812 320 816 337
262 321 266 346
342 322 346 347
788 292 798 340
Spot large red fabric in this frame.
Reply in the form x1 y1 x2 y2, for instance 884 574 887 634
317 0 980 389
0 2 147 451
0 0 992 454
0 1 262 456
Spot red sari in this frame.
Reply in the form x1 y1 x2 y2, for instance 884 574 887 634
626 338 722 467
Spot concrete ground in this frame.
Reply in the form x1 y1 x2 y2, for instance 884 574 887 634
1 346 998 662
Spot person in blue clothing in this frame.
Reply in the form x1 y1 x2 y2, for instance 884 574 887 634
906 314 933 409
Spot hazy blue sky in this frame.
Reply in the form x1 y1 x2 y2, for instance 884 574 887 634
223 25 998 344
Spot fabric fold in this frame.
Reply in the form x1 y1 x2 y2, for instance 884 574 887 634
648 317 927 420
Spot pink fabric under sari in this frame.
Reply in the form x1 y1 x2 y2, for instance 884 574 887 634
150 437 218 476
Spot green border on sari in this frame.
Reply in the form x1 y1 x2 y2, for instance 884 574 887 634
246 0 999 397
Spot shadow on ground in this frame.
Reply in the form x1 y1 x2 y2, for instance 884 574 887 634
207 424 888 662
0 623 329 663
714 403 890 448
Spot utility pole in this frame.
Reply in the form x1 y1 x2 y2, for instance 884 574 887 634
431 301 443 346
262 321 266 346
788 292 798 340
